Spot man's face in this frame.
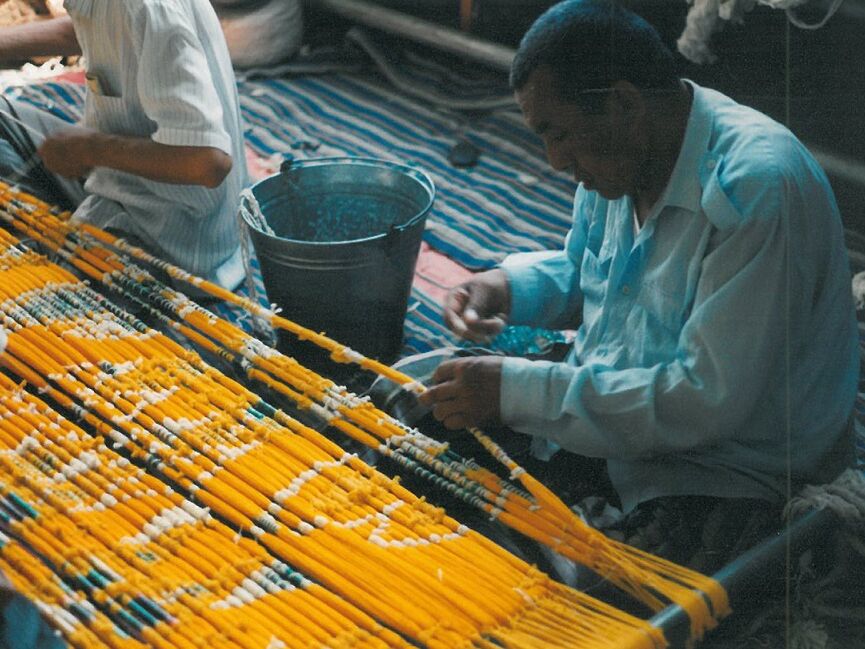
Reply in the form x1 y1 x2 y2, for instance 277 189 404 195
516 66 643 200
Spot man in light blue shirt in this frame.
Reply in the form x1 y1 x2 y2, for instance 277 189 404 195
420 0 857 556
0 0 248 290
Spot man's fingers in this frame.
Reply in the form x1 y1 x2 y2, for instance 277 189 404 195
431 399 459 423
420 355 501 429
428 396 471 430
444 311 470 339
445 286 470 314
418 379 457 407
444 287 472 337
456 314 506 343
431 359 459 383
444 284 508 341
471 313 507 335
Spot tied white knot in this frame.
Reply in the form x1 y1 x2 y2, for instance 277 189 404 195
852 271 865 311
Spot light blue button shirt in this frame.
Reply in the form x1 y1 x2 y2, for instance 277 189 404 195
500 82 858 512
64 0 249 289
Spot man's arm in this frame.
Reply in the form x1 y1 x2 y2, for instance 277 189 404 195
0 17 80 65
422 189 590 427
37 125 232 188
426 204 790 445
498 201 791 459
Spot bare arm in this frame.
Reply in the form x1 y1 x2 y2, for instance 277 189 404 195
38 126 233 188
0 16 81 66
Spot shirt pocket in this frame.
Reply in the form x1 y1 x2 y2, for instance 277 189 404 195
636 271 688 335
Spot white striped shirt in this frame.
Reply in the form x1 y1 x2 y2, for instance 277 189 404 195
64 0 249 289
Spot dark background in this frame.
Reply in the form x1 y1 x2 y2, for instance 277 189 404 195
321 0 865 234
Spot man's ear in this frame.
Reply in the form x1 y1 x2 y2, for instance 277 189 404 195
609 80 646 126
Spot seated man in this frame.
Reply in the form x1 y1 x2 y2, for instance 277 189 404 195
420 0 858 570
0 0 248 290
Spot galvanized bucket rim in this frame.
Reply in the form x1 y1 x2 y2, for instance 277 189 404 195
241 156 436 247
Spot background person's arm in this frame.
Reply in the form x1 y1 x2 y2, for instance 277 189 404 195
0 16 80 66
37 125 232 188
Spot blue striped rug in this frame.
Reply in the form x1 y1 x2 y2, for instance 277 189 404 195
238 73 575 269
4 71 575 356
6 74 576 268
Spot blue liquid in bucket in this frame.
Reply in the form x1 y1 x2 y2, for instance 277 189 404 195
241 158 435 367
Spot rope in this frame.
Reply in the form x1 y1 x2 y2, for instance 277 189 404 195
760 0 846 30
0 188 671 649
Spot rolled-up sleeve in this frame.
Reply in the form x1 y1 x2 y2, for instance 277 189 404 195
500 186 789 460
131 4 232 154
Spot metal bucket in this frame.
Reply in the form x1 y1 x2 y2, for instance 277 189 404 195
240 157 435 367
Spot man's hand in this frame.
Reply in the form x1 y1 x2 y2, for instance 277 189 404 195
419 355 503 430
37 126 99 179
445 269 511 342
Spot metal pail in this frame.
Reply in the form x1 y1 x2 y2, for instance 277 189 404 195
240 157 435 367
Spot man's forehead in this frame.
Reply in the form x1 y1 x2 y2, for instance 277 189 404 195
516 66 557 103
516 66 567 132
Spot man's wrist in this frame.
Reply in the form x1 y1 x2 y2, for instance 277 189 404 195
86 132 136 173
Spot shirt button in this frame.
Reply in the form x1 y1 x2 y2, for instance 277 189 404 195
706 159 717 170
621 285 631 295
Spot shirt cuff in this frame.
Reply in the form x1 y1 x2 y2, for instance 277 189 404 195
500 356 555 426
502 264 546 325
152 126 232 155
500 356 613 458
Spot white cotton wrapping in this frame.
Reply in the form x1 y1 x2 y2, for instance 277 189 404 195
0 327 6 357
677 0 757 64
676 0 814 65
853 271 865 311
216 0 303 69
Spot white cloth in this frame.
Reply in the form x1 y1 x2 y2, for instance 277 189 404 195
677 0 757 64
217 0 303 70
63 0 250 289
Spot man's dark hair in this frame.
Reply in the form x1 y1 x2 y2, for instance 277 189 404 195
510 0 679 113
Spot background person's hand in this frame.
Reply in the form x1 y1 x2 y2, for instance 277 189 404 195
444 269 511 342
418 355 503 430
37 125 98 179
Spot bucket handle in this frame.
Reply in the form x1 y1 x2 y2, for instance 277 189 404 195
382 222 405 255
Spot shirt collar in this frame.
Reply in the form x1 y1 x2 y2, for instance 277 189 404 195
658 80 714 213
63 0 95 17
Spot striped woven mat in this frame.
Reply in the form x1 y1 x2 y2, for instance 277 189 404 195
3 68 574 356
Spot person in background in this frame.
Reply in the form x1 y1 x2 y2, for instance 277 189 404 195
0 0 249 290
420 0 858 571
